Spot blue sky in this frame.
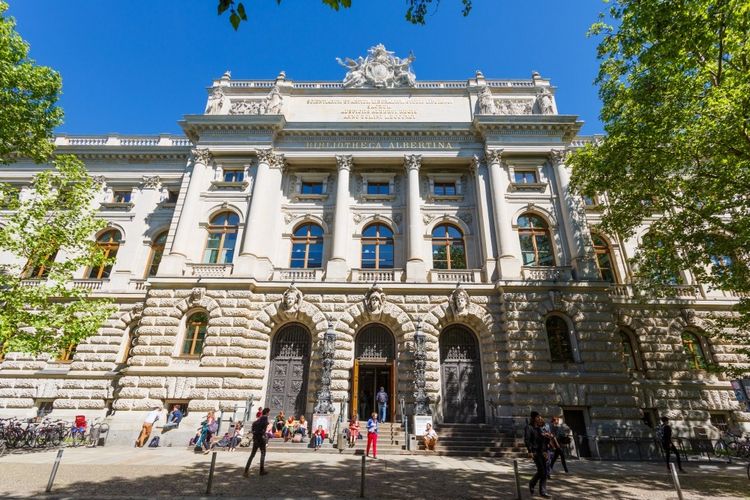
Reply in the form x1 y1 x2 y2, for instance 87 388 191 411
9 1 607 136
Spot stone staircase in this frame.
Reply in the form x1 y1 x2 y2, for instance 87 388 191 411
263 422 525 458
265 422 408 455
414 423 527 458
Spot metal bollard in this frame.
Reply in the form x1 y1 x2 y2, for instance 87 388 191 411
360 455 366 498
513 459 522 500
45 449 64 493
206 451 218 495
669 463 684 500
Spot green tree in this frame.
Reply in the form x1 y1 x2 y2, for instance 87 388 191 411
217 0 472 29
569 0 750 371
0 1 63 164
0 156 116 357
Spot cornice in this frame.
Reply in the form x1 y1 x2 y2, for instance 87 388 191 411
180 114 286 143
472 114 583 142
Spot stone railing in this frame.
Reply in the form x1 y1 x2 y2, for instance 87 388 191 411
521 266 574 282
351 268 404 283
72 279 106 290
20 279 44 287
54 135 191 148
186 263 233 278
273 268 323 282
129 279 149 292
430 269 481 283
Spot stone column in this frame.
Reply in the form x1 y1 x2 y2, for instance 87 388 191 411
159 149 212 275
234 148 285 279
485 147 521 278
325 155 352 281
405 154 427 282
471 155 497 281
550 149 598 279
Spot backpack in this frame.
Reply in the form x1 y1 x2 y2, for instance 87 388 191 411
208 420 219 433
148 436 160 448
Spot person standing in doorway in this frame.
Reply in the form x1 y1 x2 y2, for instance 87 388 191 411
244 407 270 477
136 405 162 447
660 416 685 473
528 413 551 498
376 386 388 423
366 412 378 459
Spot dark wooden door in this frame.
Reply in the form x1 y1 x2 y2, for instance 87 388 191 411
266 324 310 418
440 325 484 423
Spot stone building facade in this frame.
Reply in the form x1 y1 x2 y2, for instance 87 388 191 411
0 45 746 447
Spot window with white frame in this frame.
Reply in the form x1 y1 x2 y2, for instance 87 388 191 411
427 174 463 201
360 173 396 200
291 173 330 200
508 163 545 191
212 164 249 190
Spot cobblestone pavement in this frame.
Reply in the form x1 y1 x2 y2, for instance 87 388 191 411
0 446 747 499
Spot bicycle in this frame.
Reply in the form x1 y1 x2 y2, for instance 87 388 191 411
86 418 110 447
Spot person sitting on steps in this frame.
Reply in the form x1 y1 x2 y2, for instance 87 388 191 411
424 423 438 451
313 425 327 450
348 414 360 448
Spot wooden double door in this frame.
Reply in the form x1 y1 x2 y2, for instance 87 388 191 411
265 324 311 419
440 325 485 423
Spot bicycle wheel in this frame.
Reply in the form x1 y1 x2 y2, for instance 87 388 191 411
713 440 729 457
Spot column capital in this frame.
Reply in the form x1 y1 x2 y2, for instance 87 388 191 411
470 154 483 174
549 148 568 165
404 154 422 172
141 175 161 190
191 148 212 165
484 147 504 165
255 148 286 169
335 154 353 171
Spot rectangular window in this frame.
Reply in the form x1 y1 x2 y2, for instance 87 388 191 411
166 190 179 203
36 400 54 418
301 181 324 195
367 182 390 195
583 195 597 206
434 182 457 196
709 413 729 433
513 170 538 184
223 169 244 183
113 191 132 203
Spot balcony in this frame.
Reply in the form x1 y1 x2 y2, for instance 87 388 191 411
186 263 233 278
273 268 324 282
521 266 574 282
429 269 481 283
351 268 404 283
72 279 107 290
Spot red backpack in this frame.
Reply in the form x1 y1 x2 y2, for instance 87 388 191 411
74 415 87 429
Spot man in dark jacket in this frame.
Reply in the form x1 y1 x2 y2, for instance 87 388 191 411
244 407 270 477
528 413 551 498
660 416 684 473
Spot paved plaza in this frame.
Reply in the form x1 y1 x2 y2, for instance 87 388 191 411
0 446 747 499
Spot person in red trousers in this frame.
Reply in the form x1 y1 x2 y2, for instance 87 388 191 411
366 411 378 459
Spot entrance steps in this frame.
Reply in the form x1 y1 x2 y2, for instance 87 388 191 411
264 422 525 458
415 423 527 458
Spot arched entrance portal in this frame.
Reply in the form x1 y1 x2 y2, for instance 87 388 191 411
352 324 396 421
265 324 311 418
440 325 485 423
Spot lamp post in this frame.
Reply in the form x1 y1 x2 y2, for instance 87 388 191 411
314 320 336 414
413 317 431 415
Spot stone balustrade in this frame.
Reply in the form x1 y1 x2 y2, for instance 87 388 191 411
273 268 324 282
186 263 233 278
351 268 404 283
429 269 480 283
520 266 574 282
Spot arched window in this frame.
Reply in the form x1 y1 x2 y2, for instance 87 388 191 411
518 214 554 266
620 330 638 371
682 331 708 370
290 223 324 268
362 223 394 269
182 312 208 357
23 249 59 279
203 212 239 264
432 224 466 270
146 231 167 277
88 229 122 279
545 316 574 363
592 234 617 283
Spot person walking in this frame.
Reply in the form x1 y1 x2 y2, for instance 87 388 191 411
366 412 378 459
660 416 685 473
528 413 551 498
376 387 388 423
136 405 162 447
547 416 569 474
244 407 270 477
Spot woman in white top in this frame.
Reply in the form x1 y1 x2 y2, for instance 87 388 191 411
424 423 438 450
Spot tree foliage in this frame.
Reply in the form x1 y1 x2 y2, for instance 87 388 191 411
217 0 472 29
0 156 116 356
0 1 63 164
569 0 750 371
